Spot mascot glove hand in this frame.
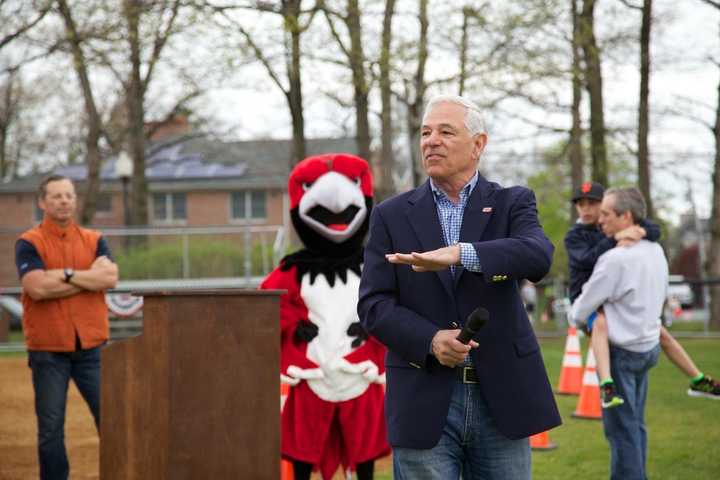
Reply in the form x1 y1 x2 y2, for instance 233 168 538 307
375 372 386 385
336 359 380 382
286 365 325 381
280 373 300 386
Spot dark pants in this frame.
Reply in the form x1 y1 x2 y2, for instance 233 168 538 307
28 346 101 480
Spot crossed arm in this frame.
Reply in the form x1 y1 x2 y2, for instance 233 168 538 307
21 255 118 301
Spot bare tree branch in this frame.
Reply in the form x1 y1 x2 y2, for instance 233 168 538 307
0 2 52 50
699 0 720 8
237 26 288 94
142 0 182 94
1 40 64 74
321 8 351 59
617 0 643 10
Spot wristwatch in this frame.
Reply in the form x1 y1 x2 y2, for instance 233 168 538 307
63 268 75 283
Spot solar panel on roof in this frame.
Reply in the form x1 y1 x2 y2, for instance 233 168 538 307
55 164 87 180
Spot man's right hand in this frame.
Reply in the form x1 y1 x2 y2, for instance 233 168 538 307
91 255 113 270
431 330 477 367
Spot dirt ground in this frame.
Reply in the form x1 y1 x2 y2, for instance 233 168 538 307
0 356 99 480
0 356 390 480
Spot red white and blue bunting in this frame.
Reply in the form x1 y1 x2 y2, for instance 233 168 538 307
105 293 143 317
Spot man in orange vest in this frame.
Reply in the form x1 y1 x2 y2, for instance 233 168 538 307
15 175 118 480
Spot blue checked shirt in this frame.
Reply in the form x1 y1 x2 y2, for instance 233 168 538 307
429 173 482 363
429 172 482 274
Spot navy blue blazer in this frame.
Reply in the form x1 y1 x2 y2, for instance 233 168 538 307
358 176 562 448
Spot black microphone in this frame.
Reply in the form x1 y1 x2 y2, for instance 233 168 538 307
456 307 489 344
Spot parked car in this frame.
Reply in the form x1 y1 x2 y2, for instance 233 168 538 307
667 275 694 309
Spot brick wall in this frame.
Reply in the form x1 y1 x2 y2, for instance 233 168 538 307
0 193 35 230
0 193 35 287
186 192 230 225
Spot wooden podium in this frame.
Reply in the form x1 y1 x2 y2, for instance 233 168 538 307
100 289 282 479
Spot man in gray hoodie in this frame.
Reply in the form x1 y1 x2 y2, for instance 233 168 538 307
570 187 667 480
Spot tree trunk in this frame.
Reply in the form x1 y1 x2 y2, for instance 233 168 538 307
285 0 306 166
0 74 12 180
569 0 585 223
125 0 149 226
708 66 720 330
637 0 653 217
377 0 397 202
579 0 608 187
458 8 470 97
0 124 6 180
57 0 104 225
408 0 428 187
347 0 371 163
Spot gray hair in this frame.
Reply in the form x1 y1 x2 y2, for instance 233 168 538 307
423 94 486 135
605 187 646 224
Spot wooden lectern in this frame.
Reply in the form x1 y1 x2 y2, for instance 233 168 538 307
100 289 282 479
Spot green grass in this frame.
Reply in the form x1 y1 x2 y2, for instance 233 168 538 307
376 337 720 480
535 337 720 479
2 332 717 477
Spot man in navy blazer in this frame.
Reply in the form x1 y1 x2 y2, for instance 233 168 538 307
358 95 561 479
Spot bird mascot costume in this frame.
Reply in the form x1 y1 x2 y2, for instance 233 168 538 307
260 153 389 480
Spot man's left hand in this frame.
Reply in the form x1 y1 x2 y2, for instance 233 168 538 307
615 225 646 247
386 245 461 272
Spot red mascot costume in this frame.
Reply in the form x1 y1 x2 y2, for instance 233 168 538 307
260 153 389 480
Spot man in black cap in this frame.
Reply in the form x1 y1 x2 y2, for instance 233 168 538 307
565 181 720 404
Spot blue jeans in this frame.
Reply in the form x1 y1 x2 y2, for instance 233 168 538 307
393 381 530 480
603 344 660 480
28 346 102 480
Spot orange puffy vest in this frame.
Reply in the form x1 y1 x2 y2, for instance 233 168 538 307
20 218 109 351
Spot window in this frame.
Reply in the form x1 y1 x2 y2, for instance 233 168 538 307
231 191 266 220
153 192 187 222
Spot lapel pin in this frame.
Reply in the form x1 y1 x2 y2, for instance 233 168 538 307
482 207 493 213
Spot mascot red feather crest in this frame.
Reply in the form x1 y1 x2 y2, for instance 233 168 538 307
260 153 389 480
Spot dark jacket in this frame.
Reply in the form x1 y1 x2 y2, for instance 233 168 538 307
358 176 561 448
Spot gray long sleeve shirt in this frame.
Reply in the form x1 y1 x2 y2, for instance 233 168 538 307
570 239 668 353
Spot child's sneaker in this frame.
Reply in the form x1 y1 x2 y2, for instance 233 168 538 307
601 381 625 409
688 376 720 400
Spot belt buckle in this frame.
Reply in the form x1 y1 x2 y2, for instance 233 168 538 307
463 366 478 384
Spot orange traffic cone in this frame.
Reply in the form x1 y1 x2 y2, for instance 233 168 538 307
530 430 557 451
572 348 602 420
280 383 294 480
556 327 583 395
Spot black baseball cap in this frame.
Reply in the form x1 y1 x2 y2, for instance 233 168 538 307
572 181 605 203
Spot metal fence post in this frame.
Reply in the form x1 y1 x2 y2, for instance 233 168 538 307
182 233 190 279
244 226 252 284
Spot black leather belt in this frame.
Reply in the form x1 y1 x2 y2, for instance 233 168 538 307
457 366 479 384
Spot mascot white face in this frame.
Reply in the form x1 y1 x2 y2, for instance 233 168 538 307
289 154 373 251
299 171 366 243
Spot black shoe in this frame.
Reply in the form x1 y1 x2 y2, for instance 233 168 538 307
688 376 720 400
601 382 625 409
